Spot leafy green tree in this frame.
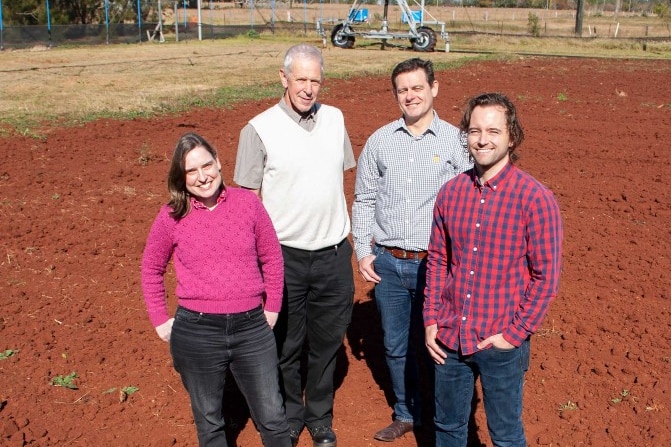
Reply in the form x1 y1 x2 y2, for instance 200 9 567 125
653 0 670 18
3 0 43 25
2 0 154 25
57 0 101 24
527 11 541 35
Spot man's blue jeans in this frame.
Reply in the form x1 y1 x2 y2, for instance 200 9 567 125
171 305 291 447
372 245 426 424
434 339 531 447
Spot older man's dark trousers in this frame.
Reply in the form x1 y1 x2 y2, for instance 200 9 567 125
275 239 354 433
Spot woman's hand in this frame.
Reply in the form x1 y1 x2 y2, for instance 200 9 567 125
155 318 174 342
264 311 279 329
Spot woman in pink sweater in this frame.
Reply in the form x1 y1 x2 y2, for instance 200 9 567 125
141 133 291 447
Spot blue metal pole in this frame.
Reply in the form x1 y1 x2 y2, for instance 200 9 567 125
183 0 186 32
104 0 110 44
0 0 4 51
137 0 142 42
0 0 5 51
46 0 52 47
303 0 306 35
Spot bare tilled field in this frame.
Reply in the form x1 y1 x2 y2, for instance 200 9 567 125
0 45 670 447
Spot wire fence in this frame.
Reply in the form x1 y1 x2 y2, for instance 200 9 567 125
0 0 319 50
1 1 669 50
0 22 316 49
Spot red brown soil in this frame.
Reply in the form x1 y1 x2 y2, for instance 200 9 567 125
1 56 670 447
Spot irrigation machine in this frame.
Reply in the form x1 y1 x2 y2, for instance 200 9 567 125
320 0 449 52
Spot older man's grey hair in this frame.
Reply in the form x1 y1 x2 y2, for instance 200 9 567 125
283 44 324 78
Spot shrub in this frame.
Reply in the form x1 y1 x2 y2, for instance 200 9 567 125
652 2 670 19
528 12 541 37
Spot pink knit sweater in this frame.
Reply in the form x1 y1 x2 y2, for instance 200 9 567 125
141 187 283 327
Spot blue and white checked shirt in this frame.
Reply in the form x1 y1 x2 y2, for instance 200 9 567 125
352 113 472 260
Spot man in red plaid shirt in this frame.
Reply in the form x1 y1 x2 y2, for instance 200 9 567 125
424 93 563 447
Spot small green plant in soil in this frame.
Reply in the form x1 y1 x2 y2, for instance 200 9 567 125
119 385 139 402
0 349 18 360
558 400 578 412
611 389 630 404
104 385 139 402
50 372 78 390
137 143 153 166
121 386 139 395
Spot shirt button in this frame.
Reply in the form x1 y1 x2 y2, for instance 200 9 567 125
476 223 480 228
473 247 477 252
470 271 474 275
466 294 471 298
480 199 485 204
462 316 467 321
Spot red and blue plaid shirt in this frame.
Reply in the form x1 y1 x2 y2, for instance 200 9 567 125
424 163 563 355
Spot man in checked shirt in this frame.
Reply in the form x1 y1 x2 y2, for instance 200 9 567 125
424 92 563 447
352 58 472 443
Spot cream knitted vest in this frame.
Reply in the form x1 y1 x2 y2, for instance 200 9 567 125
250 103 350 250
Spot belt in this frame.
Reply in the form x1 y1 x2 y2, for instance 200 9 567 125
311 238 347 252
284 238 347 253
382 246 428 261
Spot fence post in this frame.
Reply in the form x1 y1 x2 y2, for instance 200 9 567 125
175 1 179 41
158 0 164 41
249 0 254 31
0 0 4 51
104 0 110 44
137 0 142 42
197 0 202 40
575 0 583 36
271 0 276 34
209 0 214 39
46 0 52 47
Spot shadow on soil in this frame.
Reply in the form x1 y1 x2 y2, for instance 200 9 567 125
222 290 486 447
344 289 487 447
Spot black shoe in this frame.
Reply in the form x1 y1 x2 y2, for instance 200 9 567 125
308 426 336 447
289 428 300 447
